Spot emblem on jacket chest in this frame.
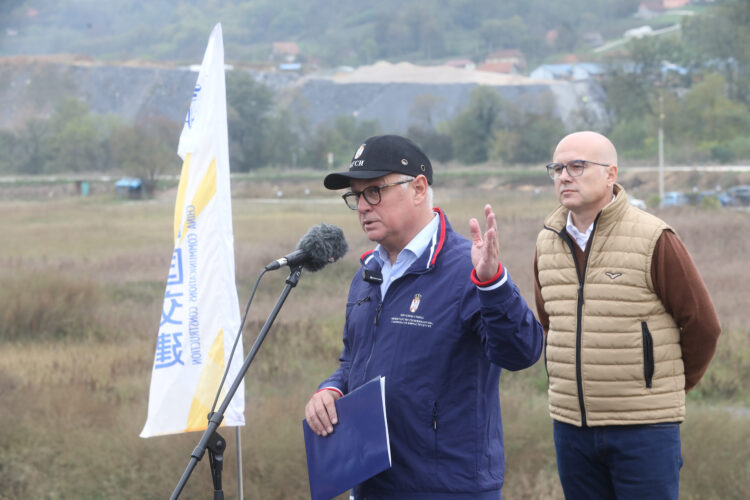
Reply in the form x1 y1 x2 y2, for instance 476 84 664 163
409 294 422 313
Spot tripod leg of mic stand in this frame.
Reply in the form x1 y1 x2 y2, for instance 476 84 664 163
170 267 304 499
207 429 226 500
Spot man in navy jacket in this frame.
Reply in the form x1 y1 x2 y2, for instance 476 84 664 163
304 135 544 499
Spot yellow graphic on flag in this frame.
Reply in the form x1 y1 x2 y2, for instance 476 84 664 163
173 154 190 241
185 328 228 432
176 157 217 246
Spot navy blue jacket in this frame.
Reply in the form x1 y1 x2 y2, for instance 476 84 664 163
319 209 543 496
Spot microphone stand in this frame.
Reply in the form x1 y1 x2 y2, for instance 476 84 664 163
170 265 304 500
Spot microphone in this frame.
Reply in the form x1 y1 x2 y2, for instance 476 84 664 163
265 224 348 272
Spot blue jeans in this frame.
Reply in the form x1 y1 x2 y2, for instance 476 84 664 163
553 420 682 500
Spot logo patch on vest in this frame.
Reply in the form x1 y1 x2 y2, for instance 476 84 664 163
605 271 623 280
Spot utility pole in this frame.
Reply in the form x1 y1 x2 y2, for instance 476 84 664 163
658 91 664 208
658 61 669 208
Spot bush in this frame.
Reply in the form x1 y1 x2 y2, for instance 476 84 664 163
700 195 720 210
610 118 650 153
727 135 750 162
710 142 735 164
406 126 453 163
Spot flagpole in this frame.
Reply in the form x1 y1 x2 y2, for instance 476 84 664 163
235 427 243 500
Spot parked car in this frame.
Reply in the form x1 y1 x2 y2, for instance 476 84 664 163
719 185 750 207
662 191 689 207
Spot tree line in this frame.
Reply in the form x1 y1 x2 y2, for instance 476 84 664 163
0 72 568 186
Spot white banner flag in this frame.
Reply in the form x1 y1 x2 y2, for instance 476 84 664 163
141 23 244 438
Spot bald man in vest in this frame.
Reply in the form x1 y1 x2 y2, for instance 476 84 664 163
534 131 721 499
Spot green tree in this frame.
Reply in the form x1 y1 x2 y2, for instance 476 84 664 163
678 73 750 144
408 94 445 131
418 15 446 60
305 116 381 170
479 16 530 53
46 98 109 173
109 116 180 195
0 130 16 173
490 111 565 165
226 73 274 172
450 87 510 164
511 114 566 164
15 119 53 175
407 126 453 164
603 70 655 125
609 119 652 158
611 0 641 17
263 100 309 167
683 0 750 105
603 34 689 142
357 38 380 65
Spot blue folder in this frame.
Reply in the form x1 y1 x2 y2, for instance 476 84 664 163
303 376 391 500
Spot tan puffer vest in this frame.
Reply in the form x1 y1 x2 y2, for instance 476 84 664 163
537 185 685 427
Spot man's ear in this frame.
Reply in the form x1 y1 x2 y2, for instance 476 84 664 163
412 175 429 204
607 165 618 187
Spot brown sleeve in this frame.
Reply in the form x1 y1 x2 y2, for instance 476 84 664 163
533 249 550 333
651 231 721 392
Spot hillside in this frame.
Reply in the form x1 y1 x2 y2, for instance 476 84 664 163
0 55 607 133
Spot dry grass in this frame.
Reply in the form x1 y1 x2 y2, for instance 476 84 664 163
0 184 748 499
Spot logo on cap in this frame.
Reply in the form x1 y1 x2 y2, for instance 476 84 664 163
354 144 366 160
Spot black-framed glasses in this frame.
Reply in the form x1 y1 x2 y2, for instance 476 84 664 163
342 178 414 210
546 160 610 180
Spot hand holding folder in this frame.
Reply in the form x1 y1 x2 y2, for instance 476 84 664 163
303 376 391 500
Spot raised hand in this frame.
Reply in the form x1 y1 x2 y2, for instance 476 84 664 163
469 204 501 282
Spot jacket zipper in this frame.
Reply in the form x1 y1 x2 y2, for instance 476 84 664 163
362 268 428 381
558 213 600 428
374 303 382 325
432 401 438 459
362 300 382 380
357 296 371 306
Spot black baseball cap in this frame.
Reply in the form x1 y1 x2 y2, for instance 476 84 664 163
323 135 433 190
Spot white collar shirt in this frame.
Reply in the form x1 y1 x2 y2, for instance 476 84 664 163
565 194 616 251
372 213 439 297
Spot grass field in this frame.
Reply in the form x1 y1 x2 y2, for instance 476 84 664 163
0 178 748 499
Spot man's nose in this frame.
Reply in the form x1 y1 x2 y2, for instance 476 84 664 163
558 165 573 181
357 194 371 212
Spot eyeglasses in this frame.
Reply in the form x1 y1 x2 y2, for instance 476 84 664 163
546 160 610 180
342 178 414 210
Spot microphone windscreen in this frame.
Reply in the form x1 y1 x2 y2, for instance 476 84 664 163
297 224 348 272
